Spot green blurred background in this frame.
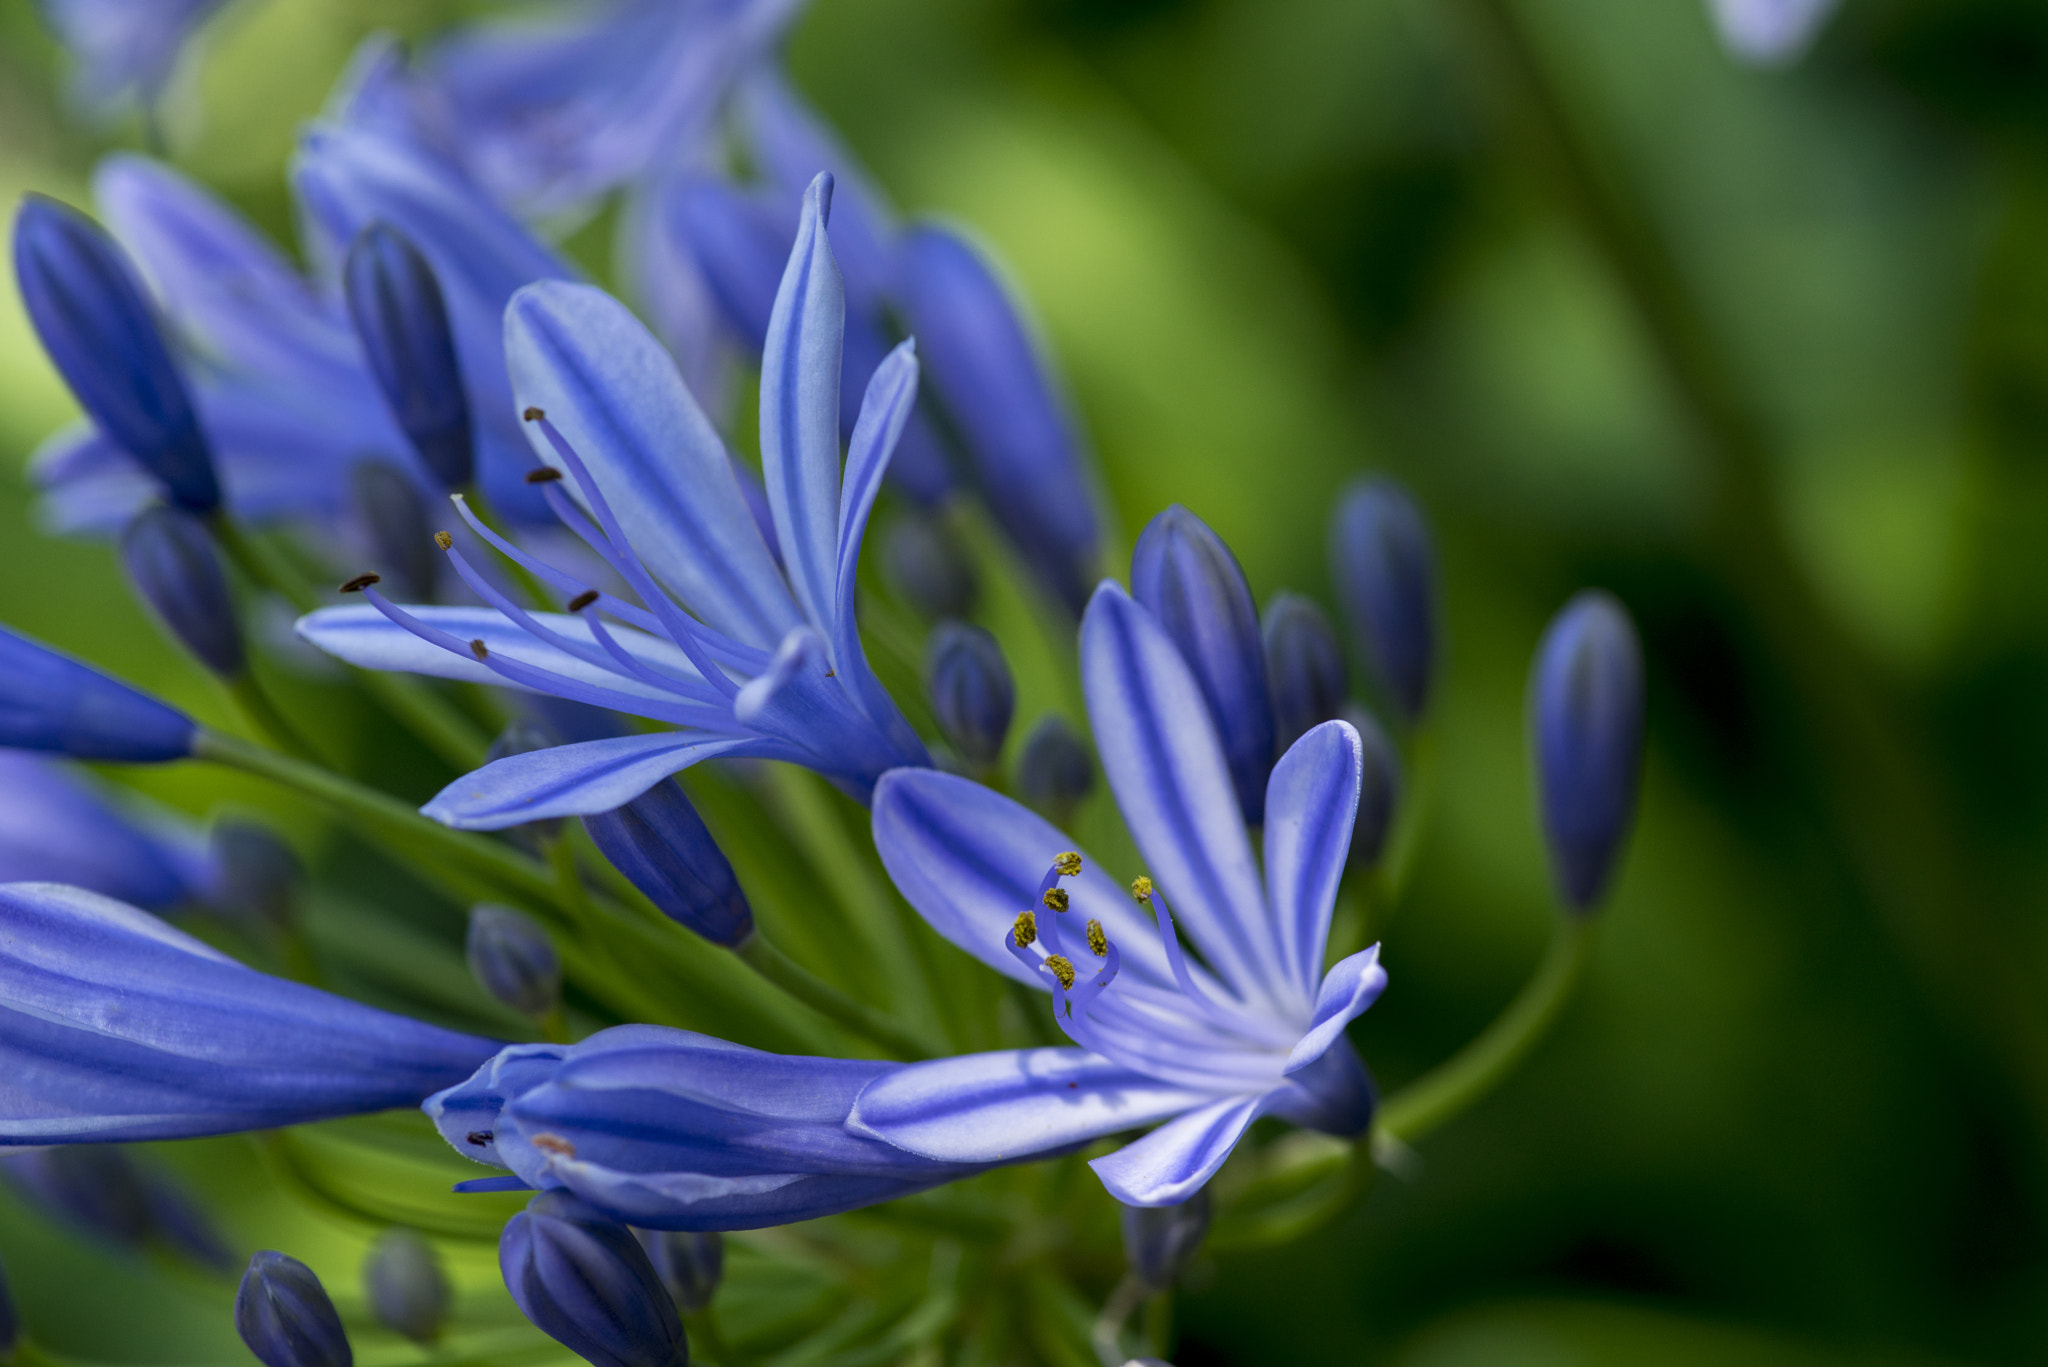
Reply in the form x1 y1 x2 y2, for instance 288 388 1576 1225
7 0 2048 1362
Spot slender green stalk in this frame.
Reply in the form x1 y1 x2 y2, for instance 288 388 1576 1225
735 933 938 1062
225 670 323 764
1375 915 1593 1144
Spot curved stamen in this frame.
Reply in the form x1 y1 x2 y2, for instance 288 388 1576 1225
449 494 667 638
1135 881 1246 1034
573 602 725 705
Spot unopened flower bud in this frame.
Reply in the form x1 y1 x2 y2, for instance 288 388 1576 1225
1132 506 1272 824
1330 476 1436 723
1015 715 1095 825
882 511 977 620
14 194 219 512
501 1191 688 1367
235 1251 352 1367
1530 590 1644 911
343 223 472 490
584 781 752 947
0 625 195 761
1262 593 1346 757
466 905 561 1019
349 462 437 600
211 820 302 928
1342 705 1403 869
364 1227 450 1343
0 1147 230 1269
119 505 243 677
1120 1188 1211 1293
926 622 1014 767
634 1229 723 1316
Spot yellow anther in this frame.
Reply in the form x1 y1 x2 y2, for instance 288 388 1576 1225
1086 919 1108 957
1012 910 1038 948
1054 852 1082 877
434 530 453 551
1042 887 1070 913
531 1133 577 1158
1044 955 1076 990
1131 875 1154 903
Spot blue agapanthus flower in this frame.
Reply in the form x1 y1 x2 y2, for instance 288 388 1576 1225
33 0 224 116
299 175 929 824
426 580 1386 1221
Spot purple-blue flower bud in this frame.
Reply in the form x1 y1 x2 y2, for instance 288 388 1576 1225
0 625 196 761
1330 476 1437 722
343 223 472 490
1263 593 1347 757
211 820 302 929
634 1229 723 1316
13 194 218 511
1015 714 1096 826
583 781 752 947
1530 590 1644 911
894 223 1097 612
349 462 438 601
465 905 561 1019
501 1191 688 1367
236 1251 352 1367
883 511 977 620
926 622 1014 768
1 1146 232 1271
669 178 785 352
119 505 243 677
1132 506 1274 824
364 1228 450 1343
1120 1188 1211 1293
1342 704 1402 869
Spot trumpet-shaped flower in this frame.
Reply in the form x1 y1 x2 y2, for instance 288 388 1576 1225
299 175 928 825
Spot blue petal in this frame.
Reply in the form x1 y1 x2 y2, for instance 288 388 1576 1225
848 1047 1214 1164
0 882 495 1142
422 734 781 831
1088 1092 1270 1207
759 174 845 641
1079 584 1295 1015
0 626 195 763
1263 720 1362 1003
0 754 208 910
506 282 798 648
1283 947 1386 1075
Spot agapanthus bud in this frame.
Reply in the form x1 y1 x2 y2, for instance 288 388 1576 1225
882 511 977 620
1120 1189 1211 1293
364 1228 451 1343
926 623 1014 768
349 462 437 601
236 1252 352 1367
634 1229 723 1316
466 905 561 1019
894 223 1098 613
1530 591 1644 911
669 177 785 350
1330 476 1436 723
343 223 472 490
583 781 752 947
210 820 302 928
1015 715 1096 826
13 194 219 512
1342 705 1402 869
119 505 243 677
500 1191 688 1367
0 1147 231 1270
0 625 196 761
1262 593 1347 757
1710 0 1839 65
1132 506 1273 824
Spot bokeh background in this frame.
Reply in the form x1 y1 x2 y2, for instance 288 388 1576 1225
5 0 2048 1362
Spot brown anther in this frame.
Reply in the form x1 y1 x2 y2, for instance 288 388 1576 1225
522 406 546 422
1131 875 1154 903
530 1133 577 1158
469 638 489 660
1054 852 1082 877
567 589 600 612
434 530 454 551
1011 909 1038 947
1044 954 1076 990
524 466 564 484
1086 919 1108 957
465 1130 493 1147
1042 887 1070 913
338 572 382 594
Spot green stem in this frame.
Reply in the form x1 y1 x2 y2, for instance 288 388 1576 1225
734 933 936 1061
1375 915 1593 1145
225 671 323 764
211 513 489 769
